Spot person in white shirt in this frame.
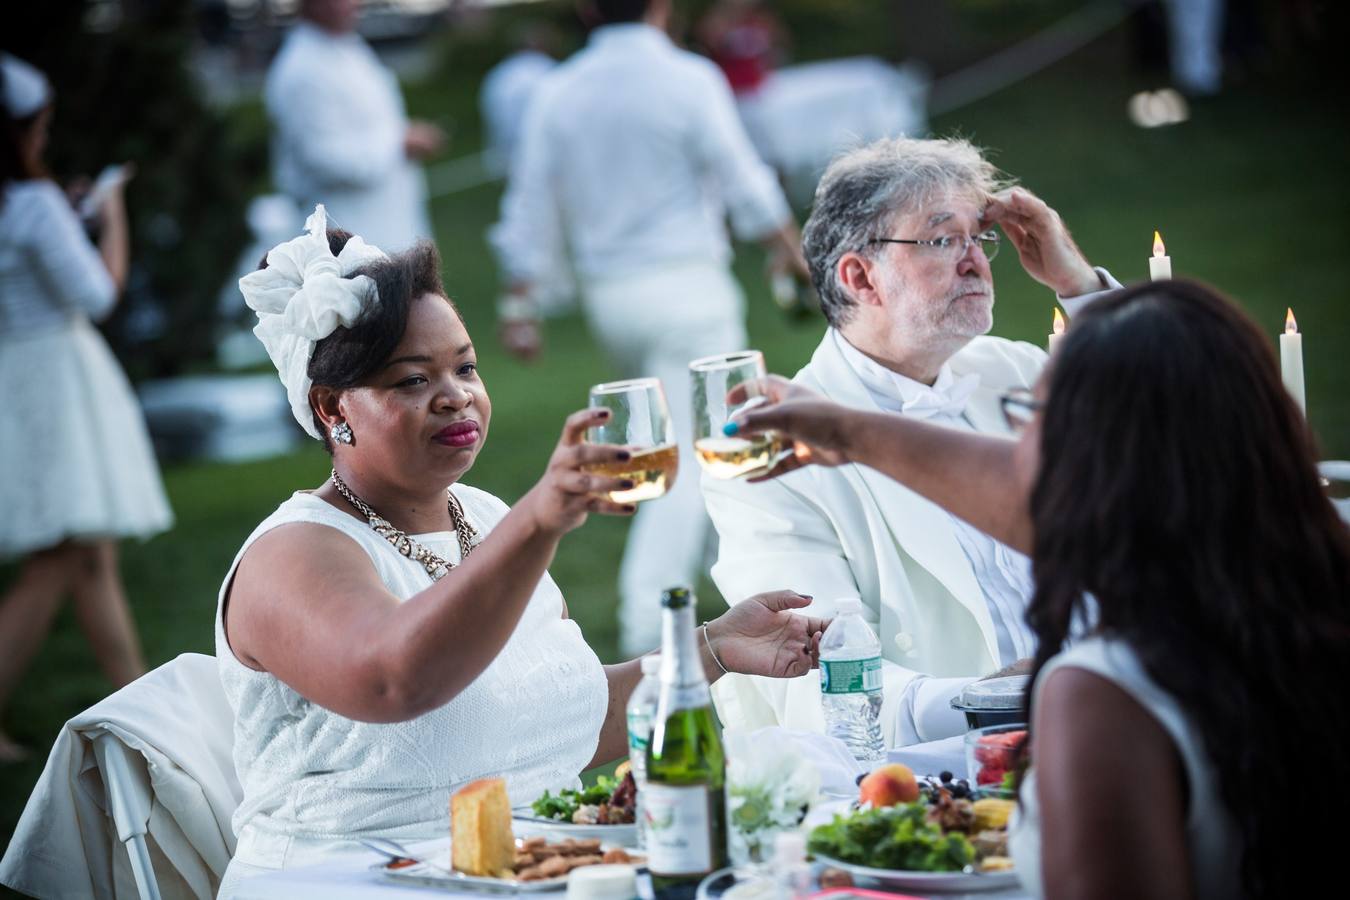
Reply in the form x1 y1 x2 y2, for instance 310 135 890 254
479 25 558 177
264 0 444 252
703 136 1119 747
491 0 807 654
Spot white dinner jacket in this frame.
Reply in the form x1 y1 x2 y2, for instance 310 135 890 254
704 331 1047 742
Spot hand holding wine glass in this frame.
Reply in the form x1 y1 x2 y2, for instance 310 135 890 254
583 377 679 504
689 350 791 480
722 375 858 480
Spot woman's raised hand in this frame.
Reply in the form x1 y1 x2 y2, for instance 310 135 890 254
725 375 857 480
521 407 638 536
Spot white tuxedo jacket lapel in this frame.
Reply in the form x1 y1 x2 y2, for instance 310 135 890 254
803 338 1001 665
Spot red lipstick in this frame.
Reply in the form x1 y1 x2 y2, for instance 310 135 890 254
434 421 480 448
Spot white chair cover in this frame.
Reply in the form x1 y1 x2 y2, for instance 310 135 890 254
0 653 241 899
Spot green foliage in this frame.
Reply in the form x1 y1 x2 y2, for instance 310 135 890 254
807 804 975 872
6 0 264 379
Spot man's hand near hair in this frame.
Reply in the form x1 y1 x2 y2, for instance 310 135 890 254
982 188 1100 298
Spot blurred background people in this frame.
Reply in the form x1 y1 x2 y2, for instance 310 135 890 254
0 53 172 762
479 21 559 178
265 0 445 251
1166 0 1227 96
696 0 787 99
491 0 807 654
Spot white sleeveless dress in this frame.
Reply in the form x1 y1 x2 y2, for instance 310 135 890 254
1007 636 1242 898
214 487 608 894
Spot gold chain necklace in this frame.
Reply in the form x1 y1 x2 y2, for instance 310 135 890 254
330 468 478 581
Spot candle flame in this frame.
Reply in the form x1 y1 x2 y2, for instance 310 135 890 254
1052 308 1066 335
1285 308 1298 335
1153 230 1167 257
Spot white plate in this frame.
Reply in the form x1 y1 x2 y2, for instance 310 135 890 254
511 809 639 846
372 838 568 894
375 859 569 894
812 853 1018 893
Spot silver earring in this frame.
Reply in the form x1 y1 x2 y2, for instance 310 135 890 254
331 421 354 445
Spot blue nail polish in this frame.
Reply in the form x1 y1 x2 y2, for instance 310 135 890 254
722 421 739 436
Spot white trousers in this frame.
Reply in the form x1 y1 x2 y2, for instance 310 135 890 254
581 259 749 654
1166 0 1225 95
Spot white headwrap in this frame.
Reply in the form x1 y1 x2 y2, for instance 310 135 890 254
1 53 51 118
239 205 388 439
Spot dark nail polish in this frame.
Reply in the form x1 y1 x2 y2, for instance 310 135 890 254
617 450 632 461
623 505 637 513
619 479 636 490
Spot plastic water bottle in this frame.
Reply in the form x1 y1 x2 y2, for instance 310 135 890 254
819 597 884 763
627 653 662 848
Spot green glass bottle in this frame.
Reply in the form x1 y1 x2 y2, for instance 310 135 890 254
643 587 727 900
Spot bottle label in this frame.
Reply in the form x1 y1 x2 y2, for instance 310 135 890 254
627 710 651 754
821 655 882 694
642 783 714 875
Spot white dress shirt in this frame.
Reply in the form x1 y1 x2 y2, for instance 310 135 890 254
264 22 430 252
833 329 1039 666
491 23 790 286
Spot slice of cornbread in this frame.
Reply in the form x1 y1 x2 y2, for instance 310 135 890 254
450 777 516 877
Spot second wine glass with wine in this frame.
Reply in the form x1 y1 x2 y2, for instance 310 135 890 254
585 377 679 503
690 350 785 480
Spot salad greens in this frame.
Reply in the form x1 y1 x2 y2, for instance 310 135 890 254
807 804 974 872
530 775 618 821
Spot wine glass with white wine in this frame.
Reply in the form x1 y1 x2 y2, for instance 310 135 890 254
690 350 786 480
584 377 679 503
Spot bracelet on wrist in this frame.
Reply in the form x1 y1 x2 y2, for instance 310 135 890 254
701 622 729 675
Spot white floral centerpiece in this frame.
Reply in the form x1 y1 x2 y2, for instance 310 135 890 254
724 730 822 866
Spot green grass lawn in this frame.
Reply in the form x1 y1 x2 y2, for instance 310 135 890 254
2 22 1346 859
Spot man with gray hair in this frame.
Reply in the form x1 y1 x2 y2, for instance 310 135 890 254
702 136 1119 748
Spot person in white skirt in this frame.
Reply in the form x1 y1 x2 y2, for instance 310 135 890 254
213 206 827 894
0 54 173 762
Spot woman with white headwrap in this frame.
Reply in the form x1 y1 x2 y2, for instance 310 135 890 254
0 54 172 762
214 208 826 893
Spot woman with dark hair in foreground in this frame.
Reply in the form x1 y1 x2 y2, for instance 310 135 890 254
726 279 1350 899
213 208 824 895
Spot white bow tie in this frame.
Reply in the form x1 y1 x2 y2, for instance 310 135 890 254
897 372 981 420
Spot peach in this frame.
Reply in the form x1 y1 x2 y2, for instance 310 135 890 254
858 762 920 807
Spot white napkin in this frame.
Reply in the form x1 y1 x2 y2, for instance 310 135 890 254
730 726 865 799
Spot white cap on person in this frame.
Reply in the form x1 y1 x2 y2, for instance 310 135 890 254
1 53 51 118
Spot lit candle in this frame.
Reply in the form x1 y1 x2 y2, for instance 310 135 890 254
1149 230 1172 280
1048 308 1066 354
1280 307 1306 416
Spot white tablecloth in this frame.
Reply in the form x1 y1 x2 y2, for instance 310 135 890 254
234 848 1032 900
235 736 1027 900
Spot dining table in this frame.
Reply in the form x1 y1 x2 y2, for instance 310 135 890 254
232 732 1031 900
231 846 1033 900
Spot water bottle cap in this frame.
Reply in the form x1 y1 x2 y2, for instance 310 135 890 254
640 654 661 675
833 597 863 616
660 587 692 609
